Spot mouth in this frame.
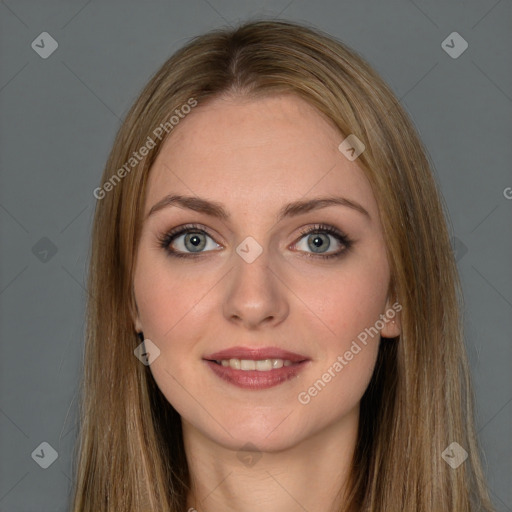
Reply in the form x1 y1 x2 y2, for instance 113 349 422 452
203 346 310 389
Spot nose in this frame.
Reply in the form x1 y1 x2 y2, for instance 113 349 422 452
223 248 290 330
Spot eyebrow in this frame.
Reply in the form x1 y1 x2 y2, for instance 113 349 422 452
146 194 371 223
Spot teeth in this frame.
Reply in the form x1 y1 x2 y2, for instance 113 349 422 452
215 358 296 371
241 359 256 370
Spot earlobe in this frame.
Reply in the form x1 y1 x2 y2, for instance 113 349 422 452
132 309 143 333
130 289 143 333
380 297 402 338
130 306 142 332
380 317 401 339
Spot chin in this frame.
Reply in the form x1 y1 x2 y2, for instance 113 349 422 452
206 414 310 453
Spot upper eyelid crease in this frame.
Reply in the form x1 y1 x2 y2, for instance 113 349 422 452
146 194 371 223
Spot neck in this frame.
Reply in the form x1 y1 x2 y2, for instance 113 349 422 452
183 407 359 512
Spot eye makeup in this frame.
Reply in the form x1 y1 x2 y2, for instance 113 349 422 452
156 222 353 260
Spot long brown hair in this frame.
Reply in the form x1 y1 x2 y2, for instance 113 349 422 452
70 19 495 511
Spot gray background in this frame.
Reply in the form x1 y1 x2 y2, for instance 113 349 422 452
0 1 511 511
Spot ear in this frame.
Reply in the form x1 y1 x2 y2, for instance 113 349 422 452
130 285 143 333
380 295 402 339
133 314 143 333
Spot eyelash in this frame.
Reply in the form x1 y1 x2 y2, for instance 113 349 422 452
157 223 353 260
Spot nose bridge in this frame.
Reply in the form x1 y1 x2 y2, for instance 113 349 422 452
223 239 289 329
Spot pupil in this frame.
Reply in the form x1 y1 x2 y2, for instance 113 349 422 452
308 233 329 253
185 233 206 252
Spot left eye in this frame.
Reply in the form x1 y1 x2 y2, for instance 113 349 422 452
293 228 348 256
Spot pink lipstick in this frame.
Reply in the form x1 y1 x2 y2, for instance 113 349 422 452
203 346 310 390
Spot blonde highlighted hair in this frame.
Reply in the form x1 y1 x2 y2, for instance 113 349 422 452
71 19 495 511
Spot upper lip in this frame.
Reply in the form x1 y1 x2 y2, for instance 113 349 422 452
204 346 309 363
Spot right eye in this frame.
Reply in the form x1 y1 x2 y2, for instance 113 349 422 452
157 224 223 258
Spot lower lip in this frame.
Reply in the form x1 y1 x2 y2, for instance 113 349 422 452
204 360 309 389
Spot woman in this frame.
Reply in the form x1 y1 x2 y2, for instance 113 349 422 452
71 19 495 512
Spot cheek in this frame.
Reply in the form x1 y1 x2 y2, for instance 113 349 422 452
295 256 390 345
133 251 210 339
292 257 388 404
133 258 218 427
295 262 387 411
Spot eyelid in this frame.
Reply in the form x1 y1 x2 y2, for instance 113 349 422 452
161 223 222 243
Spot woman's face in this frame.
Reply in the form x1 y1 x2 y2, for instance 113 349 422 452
132 93 400 451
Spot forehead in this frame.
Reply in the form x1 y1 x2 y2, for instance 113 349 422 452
144 94 376 219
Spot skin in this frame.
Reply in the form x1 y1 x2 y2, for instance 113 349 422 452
132 93 401 512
